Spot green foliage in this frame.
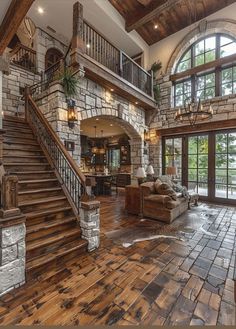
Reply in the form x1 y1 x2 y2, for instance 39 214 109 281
153 84 160 103
59 68 79 99
151 60 162 73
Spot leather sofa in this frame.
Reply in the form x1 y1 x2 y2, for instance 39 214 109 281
140 181 188 223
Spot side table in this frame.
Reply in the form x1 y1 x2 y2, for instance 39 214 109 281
125 185 141 215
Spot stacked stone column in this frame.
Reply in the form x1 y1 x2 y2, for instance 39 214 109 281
79 200 100 252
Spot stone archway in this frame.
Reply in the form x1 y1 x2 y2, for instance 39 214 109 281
79 110 147 176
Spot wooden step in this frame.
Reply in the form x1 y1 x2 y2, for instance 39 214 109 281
19 195 69 213
3 125 34 135
3 155 47 164
11 170 55 180
19 178 59 190
26 227 82 260
26 239 87 277
4 136 38 144
4 131 35 140
18 187 63 202
3 141 40 150
3 115 26 123
3 148 44 157
4 163 52 172
25 206 74 226
26 216 77 242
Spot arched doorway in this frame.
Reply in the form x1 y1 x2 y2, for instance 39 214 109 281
45 48 63 69
80 115 146 177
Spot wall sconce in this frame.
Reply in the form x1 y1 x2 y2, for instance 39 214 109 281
144 129 151 143
67 99 77 128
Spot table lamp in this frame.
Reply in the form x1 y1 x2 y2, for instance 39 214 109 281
136 167 146 185
166 166 177 178
146 164 155 180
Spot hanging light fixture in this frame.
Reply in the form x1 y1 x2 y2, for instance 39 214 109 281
91 126 98 154
99 130 106 155
174 98 213 126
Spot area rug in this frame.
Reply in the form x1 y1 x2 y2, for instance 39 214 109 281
105 203 222 247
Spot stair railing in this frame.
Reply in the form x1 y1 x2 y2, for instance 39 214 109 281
24 88 88 214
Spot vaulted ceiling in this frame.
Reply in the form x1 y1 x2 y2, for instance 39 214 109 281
109 0 236 45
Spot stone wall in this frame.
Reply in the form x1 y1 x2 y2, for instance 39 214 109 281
35 70 149 175
0 222 26 297
34 28 69 73
2 64 40 117
149 20 236 175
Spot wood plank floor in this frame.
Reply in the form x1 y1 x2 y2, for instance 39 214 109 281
0 193 235 325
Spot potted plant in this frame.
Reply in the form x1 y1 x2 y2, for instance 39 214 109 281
59 68 80 127
150 60 162 104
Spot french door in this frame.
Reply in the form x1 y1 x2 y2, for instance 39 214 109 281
163 129 236 204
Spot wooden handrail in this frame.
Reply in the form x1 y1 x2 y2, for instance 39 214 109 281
10 42 36 57
121 51 151 77
26 93 86 189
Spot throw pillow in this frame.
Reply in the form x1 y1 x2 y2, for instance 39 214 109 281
156 182 178 200
159 175 174 187
154 178 162 194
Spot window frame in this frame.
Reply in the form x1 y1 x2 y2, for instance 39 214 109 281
174 33 236 106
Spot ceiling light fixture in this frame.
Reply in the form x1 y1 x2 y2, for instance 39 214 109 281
135 101 138 105
37 7 44 14
110 124 113 127
110 88 114 92
86 44 90 48
154 24 158 29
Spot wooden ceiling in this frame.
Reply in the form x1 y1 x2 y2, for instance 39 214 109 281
109 0 236 45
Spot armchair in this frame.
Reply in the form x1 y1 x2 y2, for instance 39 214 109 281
140 181 188 223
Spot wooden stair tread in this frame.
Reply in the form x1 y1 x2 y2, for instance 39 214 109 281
27 227 81 251
19 178 58 184
19 187 62 195
4 140 39 146
4 155 46 159
19 195 67 207
11 170 54 175
3 115 26 123
4 162 50 166
26 239 87 271
25 206 72 220
27 216 76 234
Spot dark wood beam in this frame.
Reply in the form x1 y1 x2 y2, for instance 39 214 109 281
157 118 236 137
126 0 180 32
171 53 236 82
0 0 34 55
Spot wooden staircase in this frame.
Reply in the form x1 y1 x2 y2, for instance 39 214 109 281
3 115 87 279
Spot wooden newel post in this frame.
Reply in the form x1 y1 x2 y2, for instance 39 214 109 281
71 1 84 66
0 174 21 219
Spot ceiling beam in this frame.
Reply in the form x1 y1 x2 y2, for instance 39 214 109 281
125 0 180 32
0 0 35 55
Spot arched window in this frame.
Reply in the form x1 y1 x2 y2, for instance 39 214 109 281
45 48 63 70
174 34 236 107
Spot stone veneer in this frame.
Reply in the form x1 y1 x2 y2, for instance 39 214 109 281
149 19 236 176
0 222 26 297
35 68 149 175
2 64 40 117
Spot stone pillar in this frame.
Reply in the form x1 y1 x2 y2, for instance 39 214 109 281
130 137 145 177
79 200 100 252
0 173 26 297
0 217 26 297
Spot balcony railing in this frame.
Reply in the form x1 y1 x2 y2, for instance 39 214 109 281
83 20 153 96
10 43 36 73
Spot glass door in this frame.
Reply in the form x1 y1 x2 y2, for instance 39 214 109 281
214 131 236 200
188 135 209 197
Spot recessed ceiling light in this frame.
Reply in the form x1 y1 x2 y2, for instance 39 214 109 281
135 101 138 105
110 124 113 127
110 88 114 92
154 24 158 29
96 118 99 121
86 44 90 48
38 7 44 14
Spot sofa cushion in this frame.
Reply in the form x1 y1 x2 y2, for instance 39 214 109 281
156 183 178 200
140 181 155 194
159 175 174 187
144 194 172 205
154 178 162 194
166 197 186 209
